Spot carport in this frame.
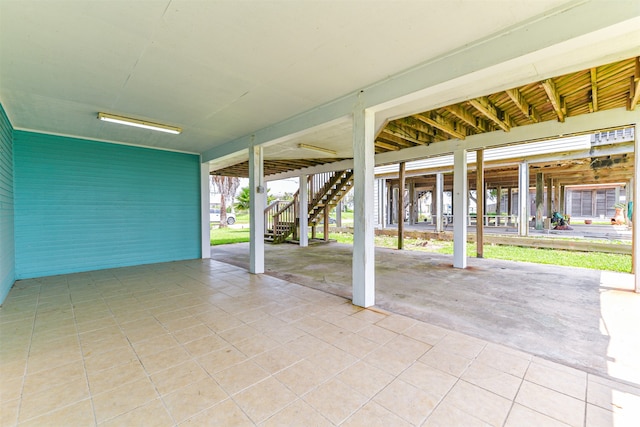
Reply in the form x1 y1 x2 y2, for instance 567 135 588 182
210 243 640 385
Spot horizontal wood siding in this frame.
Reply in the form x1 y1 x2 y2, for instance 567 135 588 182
0 105 15 303
14 131 200 279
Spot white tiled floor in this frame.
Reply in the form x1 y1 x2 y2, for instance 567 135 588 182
1 259 639 426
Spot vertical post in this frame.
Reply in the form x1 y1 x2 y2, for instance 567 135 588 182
560 185 566 215
495 185 502 226
554 179 561 213
336 201 342 227
507 187 512 225
633 122 639 292
299 174 308 247
200 162 211 259
352 106 375 307
535 172 544 230
323 205 329 241
518 163 529 236
249 146 265 274
546 176 553 218
409 179 416 225
476 150 484 258
378 179 387 229
453 149 468 268
435 173 444 232
398 162 405 250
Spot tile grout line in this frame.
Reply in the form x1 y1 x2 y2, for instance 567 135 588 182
501 357 532 427
13 281 41 426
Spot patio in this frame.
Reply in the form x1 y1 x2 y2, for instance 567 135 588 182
1 258 638 425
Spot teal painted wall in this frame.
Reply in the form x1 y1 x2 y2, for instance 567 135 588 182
14 131 201 279
0 105 15 304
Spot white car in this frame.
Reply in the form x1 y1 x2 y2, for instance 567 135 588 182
210 209 236 225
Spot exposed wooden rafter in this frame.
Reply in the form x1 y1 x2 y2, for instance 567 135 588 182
506 88 540 123
589 68 599 112
468 97 511 132
444 105 486 133
541 78 566 122
377 132 415 148
216 57 638 178
387 122 434 145
415 113 466 140
628 57 640 111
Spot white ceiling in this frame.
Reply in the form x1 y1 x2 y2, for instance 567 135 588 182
1 0 577 157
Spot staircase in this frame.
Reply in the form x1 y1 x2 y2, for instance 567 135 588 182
264 196 298 244
264 170 353 243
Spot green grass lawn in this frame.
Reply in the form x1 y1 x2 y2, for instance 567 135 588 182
210 226 631 273
329 232 632 273
210 226 251 245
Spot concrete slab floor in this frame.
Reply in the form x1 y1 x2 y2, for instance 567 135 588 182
211 242 640 386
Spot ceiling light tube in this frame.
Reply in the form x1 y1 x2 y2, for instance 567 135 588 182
98 112 182 134
298 143 337 156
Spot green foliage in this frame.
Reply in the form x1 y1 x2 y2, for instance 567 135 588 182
235 187 251 211
235 186 277 211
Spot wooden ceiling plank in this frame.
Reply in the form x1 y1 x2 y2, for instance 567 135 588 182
467 97 511 132
415 113 466 140
541 78 566 122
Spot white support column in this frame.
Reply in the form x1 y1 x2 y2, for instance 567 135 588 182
634 122 639 293
518 162 529 236
299 174 309 247
249 146 265 274
435 173 443 232
200 162 211 259
352 106 375 308
453 149 468 269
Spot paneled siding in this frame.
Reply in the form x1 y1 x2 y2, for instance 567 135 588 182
0 105 15 303
14 132 201 278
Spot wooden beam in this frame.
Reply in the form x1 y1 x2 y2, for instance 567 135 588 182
383 126 429 146
374 140 401 151
377 133 414 148
505 88 540 123
398 117 439 138
444 105 486 132
628 57 640 111
467 97 511 132
541 78 566 122
415 113 466 140
380 126 429 145
589 68 599 112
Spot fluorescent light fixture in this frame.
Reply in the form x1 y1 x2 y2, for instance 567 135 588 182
298 143 337 156
98 112 182 134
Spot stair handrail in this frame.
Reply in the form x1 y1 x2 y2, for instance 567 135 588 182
308 170 354 224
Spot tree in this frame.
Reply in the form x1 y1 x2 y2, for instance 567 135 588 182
235 186 251 211
235 186 276 212
210 175 240 228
